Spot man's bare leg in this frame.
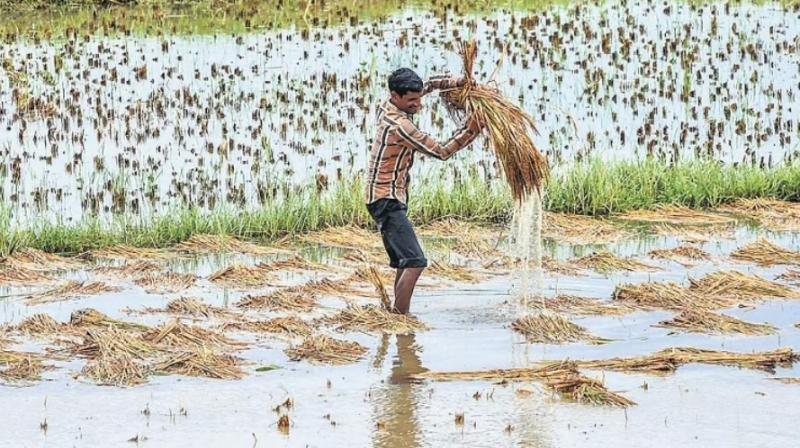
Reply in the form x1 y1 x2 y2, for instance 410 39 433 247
393 267 424 315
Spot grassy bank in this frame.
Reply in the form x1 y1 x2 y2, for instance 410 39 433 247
1 159 799 255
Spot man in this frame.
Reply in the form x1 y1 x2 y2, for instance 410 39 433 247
365 67 482 315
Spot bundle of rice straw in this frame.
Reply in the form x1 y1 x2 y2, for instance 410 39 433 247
442 40 549 201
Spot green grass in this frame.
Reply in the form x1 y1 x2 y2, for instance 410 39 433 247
1 158 799 256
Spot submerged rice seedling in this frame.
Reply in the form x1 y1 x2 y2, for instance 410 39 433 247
442 40 548 201
528 295 636 316
285 336 367 365
655 310 776 335
574 252 657 274
648 246 711 266
620 205 734 226
25 280 120 305
173 234 276 255
511 314 608 344
613 282 736 311
730 239 800 267
222 317 312 338
319 305 428 334
689 271 798 299
543 213 628 245
579 347 798 375
236 287 317 312
134 271 197 294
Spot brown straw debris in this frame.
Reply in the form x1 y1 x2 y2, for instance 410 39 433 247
319 305 428 334
574 251 657 274
689 271 798 299
153 349 245 380
143 320 243 350
770 377 800 384
25 281 120 305
717 198 800 231
620 205 734 226
85 245 173 261
14 314 65 336
236 286 317 312
529 295 637 316
428 261 479 283
135 271 197 294
173 234 276 255
70 308 149 332
653 223 735 243
579 347 798 375
0 266 54 284
1 247 82 271
442 40 548 201
285 336 367 365
223 317 312 338
163 297 233 318
0 350 50 383
208 263 273 288
363 266 391 310
613 282 736 311
301 226 382 251
777 269 800 283
92 261 162 280
731 238 800 267
544 213 628 245
648 246 711 266
511 314 608 344
655 310 776 335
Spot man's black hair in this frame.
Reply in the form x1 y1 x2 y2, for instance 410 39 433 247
388 68 423 96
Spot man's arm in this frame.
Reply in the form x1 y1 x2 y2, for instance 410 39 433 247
422 74 463 96
394 115 481 161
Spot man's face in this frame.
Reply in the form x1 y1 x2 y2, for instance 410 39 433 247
390 90 423 115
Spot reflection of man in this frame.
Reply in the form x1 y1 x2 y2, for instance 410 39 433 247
373 334 428 448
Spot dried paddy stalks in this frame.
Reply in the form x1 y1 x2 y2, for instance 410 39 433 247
613 282 736 311
528 295 636 316
301 226 381 251
1 248 82 271
718 199 800 231
653 223 735 243
0 350 49 383
689 271 798 299
364 266 391 310
70 308 149 331
223 317 312 338
545 372 636 407
135 271 197 294
143 320 243 350
285 336 367 365
236 287 317 312
655 310 776 335
86 245 173 261
511 314 608 344
153 349 245 380
574 252 657 274
544 213 628 245
620 205 734 226
770 378 800 384
208 263 273 288
730 239 800 267
579 347 798 375
25 281 120 305
92 261 162 279
443 40 548 201
164 297 233 318
648 246 710 266
319 305 428 335
777 269 800 283
173 234 275 255
0 266 54 284
14 314 64 335
428 261 478 283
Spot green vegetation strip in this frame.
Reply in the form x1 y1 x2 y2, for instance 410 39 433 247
1 159 799 255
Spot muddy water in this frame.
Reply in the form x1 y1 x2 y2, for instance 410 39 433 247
2 0 799 222
2 224 800 447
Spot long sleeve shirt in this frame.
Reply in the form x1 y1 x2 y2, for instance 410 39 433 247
365 76 480 205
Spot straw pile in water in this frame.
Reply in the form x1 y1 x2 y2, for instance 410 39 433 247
236 286 317 312
579 347 798 375
135 271 197 294
512 314 608 344
731 238 800 267
543 213 629 245
777 269 800 283
574 252 657 274
222 317 313 338
13 314 65 336
285 336 367 365
528 295 637 317
25 281 120 305
689 271 798 300
655 310 776 335
653 223 735 243
85 245 173 261
613 282 736 311
620 205 734 226
143 320 243 351
717 198 800 231
0 350 50 383
441 40 549 201
153 349 245 380
411 361 633 407
70 308 149 332
319 305 428 335
1 247 82 271
301 226 382 251
0 266 54 284
208 263 274 288
770 377 800 384
648 246 711 266
163 297 234 319
541 257 584 276
173 234 276 255
92 261 163 280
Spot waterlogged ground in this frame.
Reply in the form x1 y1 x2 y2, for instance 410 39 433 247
1 0 800 222
2 212 800 447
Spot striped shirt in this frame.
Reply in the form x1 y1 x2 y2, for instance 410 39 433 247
365 75 480 204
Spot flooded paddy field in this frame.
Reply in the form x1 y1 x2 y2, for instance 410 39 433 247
2 0 800 447
2 208 800 447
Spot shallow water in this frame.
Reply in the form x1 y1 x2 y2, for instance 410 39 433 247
2 222 800 447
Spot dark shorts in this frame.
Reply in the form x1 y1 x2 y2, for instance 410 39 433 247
366 199 428 269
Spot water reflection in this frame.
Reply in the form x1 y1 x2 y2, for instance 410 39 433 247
372 333 428 448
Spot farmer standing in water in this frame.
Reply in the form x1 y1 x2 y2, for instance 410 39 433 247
365 68 483 315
